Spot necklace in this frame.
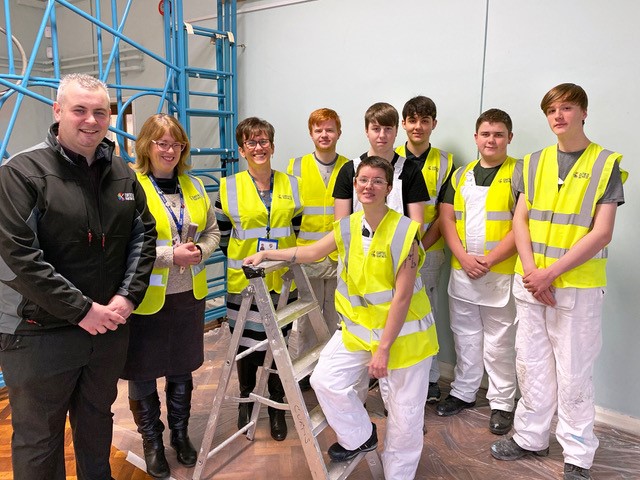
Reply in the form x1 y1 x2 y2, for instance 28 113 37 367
258 189 269 199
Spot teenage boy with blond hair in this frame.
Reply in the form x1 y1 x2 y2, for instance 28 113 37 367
437 109 519 435
491 83 626 480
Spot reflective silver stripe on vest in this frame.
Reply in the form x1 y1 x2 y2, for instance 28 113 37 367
298 231 328 241
157 239 171 247
290 175 302 213
304 206 333 215
292 156 303 177
454 211 463 220
531 242 608 260
192 263 205 275
528 149 611 229
526 151 542 205
340 312 434 343
486 211 513 221
426 150 450 207
228 258 244 269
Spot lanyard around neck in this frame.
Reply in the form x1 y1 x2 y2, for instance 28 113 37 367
249 170 274 239
149 175 185 237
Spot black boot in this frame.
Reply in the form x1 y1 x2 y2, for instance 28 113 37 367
237 356 257 429
268 372 287 441
166 380 197 467
129 392 170 479
238 401 254 430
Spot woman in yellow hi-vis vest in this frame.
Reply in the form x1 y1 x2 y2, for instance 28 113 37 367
215 117 303 442
245 156 438 480
121 114 220 479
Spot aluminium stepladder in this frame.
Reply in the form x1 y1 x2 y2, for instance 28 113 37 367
192 260 384 480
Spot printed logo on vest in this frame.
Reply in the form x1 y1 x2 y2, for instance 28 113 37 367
117 192 135 201
573 172 591 179
278 194 293 200
370 250 387 259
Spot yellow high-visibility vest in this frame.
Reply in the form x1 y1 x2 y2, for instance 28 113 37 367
135 173 210 314
334 209 438 370
287 153 348 261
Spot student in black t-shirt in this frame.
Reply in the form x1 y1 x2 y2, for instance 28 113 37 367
333 102 428 225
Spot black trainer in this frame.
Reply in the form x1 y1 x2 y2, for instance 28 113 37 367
490 437 549 460
489 409 514 435
564 463 591 480
328 423 378 462
426 382 441 403
435 395 475 416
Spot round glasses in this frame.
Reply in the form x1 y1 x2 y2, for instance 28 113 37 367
152 140 186 152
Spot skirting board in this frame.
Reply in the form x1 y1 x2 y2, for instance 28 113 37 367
436 361 640 436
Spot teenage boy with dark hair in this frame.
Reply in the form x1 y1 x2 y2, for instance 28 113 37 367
491 84 626 480
396 95 455 403
437 109 519 436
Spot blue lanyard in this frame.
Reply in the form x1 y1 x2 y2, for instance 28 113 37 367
249 170 274 239
149 175 185 237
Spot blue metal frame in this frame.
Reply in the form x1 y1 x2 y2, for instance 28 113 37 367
0 0 238 388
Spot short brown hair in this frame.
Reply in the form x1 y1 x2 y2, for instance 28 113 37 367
236 117 275 148
134 114 191 176
402 96 437 121
540 83 588 113
475 108 513 134
364 102 399 129
308 108 341 134
356 156 394 187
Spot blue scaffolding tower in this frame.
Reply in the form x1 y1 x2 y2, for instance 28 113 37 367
0 0 238 389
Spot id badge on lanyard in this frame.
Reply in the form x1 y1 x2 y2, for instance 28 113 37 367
257 238 278 252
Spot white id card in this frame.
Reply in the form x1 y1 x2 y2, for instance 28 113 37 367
257 238 278 252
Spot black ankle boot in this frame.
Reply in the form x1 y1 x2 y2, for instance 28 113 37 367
129 393 170 479
268 405 287 441
238 401 254 429
166 380 197 467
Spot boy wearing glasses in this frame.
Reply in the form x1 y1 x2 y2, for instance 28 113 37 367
437 109 519 436
287 109 349 359
396 96 455 404
491 84 625 480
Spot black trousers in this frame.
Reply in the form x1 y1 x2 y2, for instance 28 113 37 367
0 325 129 480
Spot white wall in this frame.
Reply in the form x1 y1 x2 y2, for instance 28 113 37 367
230 0 640 419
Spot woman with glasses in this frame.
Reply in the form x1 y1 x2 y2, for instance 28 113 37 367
244 156 438 480
121 114 220 479
215 116 303 442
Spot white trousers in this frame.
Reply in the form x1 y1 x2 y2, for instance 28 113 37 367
512 275 604 469
449 295 517 410
420 249 446 383
310 332 431 480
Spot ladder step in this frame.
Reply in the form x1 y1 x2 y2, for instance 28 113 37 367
327 450 377 480
291 342 326 381
308 404 328 437
275 298 319 328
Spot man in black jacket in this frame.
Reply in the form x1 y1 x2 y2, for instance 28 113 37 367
0 73 156 480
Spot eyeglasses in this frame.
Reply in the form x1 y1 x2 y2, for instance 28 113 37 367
243 139 271 149
152 140 186 152
355 176 388 187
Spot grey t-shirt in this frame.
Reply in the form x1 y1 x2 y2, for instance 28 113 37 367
512 147 625 205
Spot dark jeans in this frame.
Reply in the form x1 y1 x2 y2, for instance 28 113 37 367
0 325 129 480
